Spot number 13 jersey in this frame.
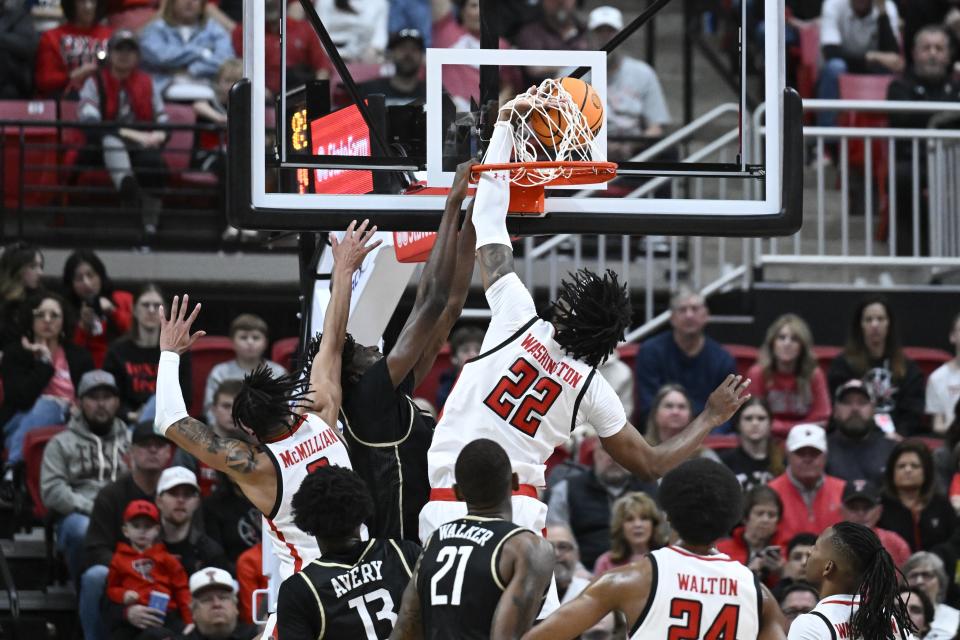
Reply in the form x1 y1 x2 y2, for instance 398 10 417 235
428 273 626 489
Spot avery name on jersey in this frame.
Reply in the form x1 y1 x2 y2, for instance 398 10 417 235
329 560 384 598
676 573 740 596
437 522 495 546
277 427 340 468
520 334 583 388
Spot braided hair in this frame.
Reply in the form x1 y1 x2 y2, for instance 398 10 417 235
299 331 357 393
232 364 310 442
830 521 915 639
551 268 632 368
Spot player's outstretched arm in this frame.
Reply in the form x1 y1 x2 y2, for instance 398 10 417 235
521 560 653 640
474 118 516 292
154 295 276 514
759 583 788 640
304 219 381 425
389 559 425 640
490 533 556 639
388 162 475 388
600 374 751 481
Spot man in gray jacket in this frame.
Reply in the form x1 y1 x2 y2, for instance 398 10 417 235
40 370 129 582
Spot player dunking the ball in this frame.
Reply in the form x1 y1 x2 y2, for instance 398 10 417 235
418 96 753 571
391 439 555 639
152 220 380 584
523 459 787 640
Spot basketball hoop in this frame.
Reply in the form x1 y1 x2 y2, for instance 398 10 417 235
470 78 617 214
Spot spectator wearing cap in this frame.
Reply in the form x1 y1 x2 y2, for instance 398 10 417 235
768 424 845 542
825 379 897 486
81 421 172 640
229 0 329 98
840 478 911 567
34 0 113 98
138 0 235 98
0 0 37 99
512 0 589 84
357 29 427 107
78 29 169 232
586 6 670 160
180 568 258 639
105 499 192 638
156 466 230 575
878 440 956 552
40 369 129 582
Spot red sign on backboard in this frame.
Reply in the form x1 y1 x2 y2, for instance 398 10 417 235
310 104 374 195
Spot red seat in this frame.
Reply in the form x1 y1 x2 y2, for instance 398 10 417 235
617 343 639 371
413 344 451 404
23 425 66 520
1 100 59 209
163 103 197 174
271 337 300 373
724 344 759 377
903 347 952 379
813 345 843 376
189 335 235 414
704 434 739 451
795 22 820 100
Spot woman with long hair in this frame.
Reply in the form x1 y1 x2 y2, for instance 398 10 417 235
62 250 133 367
719 397 785 491
717 485 785 586
644 383 720 462
34 0 112 98
878 441 956 552
828 295 924 435
792 522 915 638
592 492 665 576
0 242 45 346
747 313 831 439
103 284 191 423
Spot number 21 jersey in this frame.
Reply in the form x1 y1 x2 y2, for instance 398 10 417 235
428 273 627 489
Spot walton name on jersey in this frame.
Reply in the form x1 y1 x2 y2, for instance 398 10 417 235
276 426 341 468
436 522 499 546
329 560 385 598
519 334 584 388
676 573 740 596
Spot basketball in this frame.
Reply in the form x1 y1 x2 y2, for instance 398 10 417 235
527 77 604 149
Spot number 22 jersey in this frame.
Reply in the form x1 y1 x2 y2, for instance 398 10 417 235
428 273 627 489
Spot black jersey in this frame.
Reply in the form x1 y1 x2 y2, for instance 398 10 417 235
417 516 533 639
276 538 421 640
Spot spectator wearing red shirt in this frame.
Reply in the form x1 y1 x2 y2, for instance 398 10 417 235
840 479 911 568
230 0 329 98
769 423 845 542
105 499 192 638
717 485 786 587
746 313 831 439
34 0 112 98
62 250 133 368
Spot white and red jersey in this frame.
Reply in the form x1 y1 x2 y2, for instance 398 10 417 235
788 595 914 640
261 412 353 581
630 546 760 639
427 273 626 489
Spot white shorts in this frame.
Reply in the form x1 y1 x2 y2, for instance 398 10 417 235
418 493 559 617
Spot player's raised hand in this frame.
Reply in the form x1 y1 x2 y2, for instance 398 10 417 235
451 159 476 200
704 374 752 427
159 294 206 355
331 219 381 272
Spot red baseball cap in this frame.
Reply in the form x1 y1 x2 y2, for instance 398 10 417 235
123 499 160 523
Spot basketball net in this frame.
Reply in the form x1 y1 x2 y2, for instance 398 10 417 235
496 78 604 187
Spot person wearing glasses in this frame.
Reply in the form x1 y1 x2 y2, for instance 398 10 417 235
778 582 819 631
104 284 191 426
1 291 94 503
903 552 960 640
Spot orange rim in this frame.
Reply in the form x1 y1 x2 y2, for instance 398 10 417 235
470 161 618 187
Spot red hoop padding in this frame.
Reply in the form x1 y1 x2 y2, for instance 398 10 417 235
470 161 618 214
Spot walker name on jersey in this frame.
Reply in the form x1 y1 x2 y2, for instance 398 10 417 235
277 427 340 468
676 573 740 596
437 522 495 546
520 334 583 388
329 560 384 598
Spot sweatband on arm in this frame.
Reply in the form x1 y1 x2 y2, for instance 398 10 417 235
154 351 189 435
474 122 514 250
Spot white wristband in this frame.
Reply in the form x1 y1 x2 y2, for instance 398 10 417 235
154 351 188 436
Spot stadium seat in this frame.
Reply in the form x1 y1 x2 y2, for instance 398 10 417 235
272 337 300 373
1 100 59 209
189 335 235 413
617 343 639 371
413 344 451 405
23 425 65 521
724 344 759 377
903 347 952 379
813 345 842 375
704 434 738 450
794 22 820 100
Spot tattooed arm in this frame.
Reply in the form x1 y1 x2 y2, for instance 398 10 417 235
491 532 555 639
477 244 516 291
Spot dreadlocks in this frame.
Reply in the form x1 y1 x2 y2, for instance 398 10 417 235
232 364 311 442
830 521 915 639
551 268 632 368
300 331 358 393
